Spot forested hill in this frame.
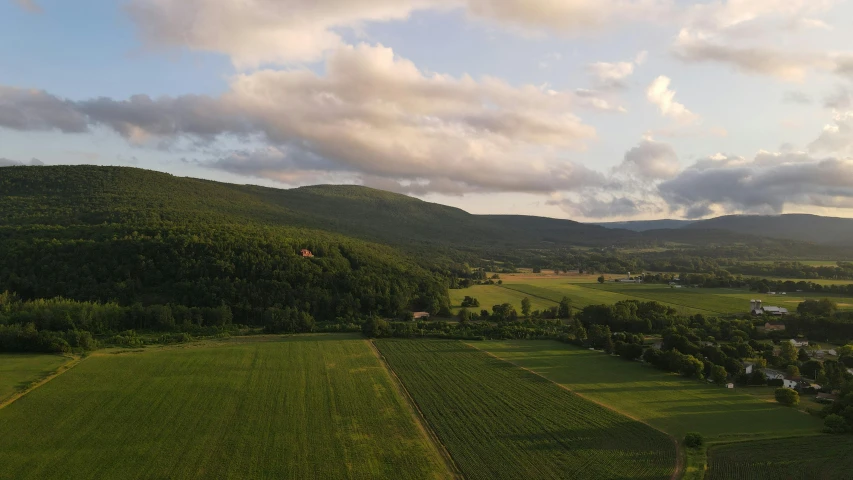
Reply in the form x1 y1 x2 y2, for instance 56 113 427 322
0 166 452 325
684 214 853 246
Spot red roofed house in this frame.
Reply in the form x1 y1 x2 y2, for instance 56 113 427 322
300 249 314 258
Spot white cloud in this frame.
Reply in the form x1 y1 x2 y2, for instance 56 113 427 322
0 44 602 195
126 0 669 67
646 76 697 123
809 111 853 155
587 61 634 89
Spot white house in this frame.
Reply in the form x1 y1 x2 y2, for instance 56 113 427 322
744 362 755 375
765 369 785 380
790 339 809 348
726 383 735 389
783 378 799 389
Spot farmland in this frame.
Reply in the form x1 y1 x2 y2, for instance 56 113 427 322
0 354 71 404
449 284 556 313
0 335 450 480
475 340 823 441
706 436 853 479
375 339 676 480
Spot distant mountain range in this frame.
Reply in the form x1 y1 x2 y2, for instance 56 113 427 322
1 166 849 263
596 214 853 247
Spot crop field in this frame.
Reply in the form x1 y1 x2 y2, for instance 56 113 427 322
0 335 450 480
449 284 556 313
476 341 823 441
0 354 71 404
706 436 853 479
501 282 712 315
375 339 676 480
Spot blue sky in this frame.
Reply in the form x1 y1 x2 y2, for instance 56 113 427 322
2 0 853 220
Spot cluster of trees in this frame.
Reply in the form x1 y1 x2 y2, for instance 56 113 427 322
822 380 853 434
576 301 679 334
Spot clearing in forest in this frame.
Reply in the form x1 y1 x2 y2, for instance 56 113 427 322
476 340 823 441
375 339 676 480
0 335 451 480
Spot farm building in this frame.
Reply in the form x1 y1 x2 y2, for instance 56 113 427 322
790 339 809 348
412 312 430 320
817 393 839 403
726 383 735 389
617 272 643 283
300 249 314 258
764 321 786 331
750 300 788 316
783 378 799 389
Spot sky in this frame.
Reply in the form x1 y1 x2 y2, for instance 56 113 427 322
3 0 853 221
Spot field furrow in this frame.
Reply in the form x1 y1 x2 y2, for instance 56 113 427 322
375 339 676 480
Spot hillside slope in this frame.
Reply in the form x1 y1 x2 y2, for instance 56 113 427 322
684 214 853 246
0 166 450 323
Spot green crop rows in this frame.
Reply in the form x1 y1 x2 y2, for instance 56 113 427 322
0 335 450 480
707 436 853 479
375 339 676 480
0 353 70 404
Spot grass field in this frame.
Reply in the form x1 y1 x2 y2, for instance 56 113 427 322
0 354 71 404
449 284 556 313
475 341 823 442
375 339 676 480
0 335 451 480
706 436 853 479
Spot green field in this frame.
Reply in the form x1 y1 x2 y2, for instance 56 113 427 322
0 354 71 404
376 339 676 480
0 335 450 479
476 341 823 441
449 284 556 313
707 436 853 479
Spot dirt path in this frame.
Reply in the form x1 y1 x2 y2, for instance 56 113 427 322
467 343 685 480
0 355 84 411
367 340 464 480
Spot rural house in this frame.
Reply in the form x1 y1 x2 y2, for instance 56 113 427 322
764 321 786 332
783 378 799 389
790 339 809 348
412 312 430 320
300 249 314 258
744 362 755 374
764 369 785 380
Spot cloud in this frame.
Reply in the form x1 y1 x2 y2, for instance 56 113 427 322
621 139 680 180
0 44 602 195
14 0 41 13
0 158 44 167
574 89 627 113
783 91 812 104
659 151 853 217
587 61 634 89
646 76 697 123
809 111 853 155
0 86 89 133
824 87 852 110
126 0 668 67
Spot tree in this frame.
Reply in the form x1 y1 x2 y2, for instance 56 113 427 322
532 267 541 274
786 365 801 378
798 348 810 362
679 354 705 379
558 296 572 319
597 275 605 284
779 341 798 365
823 414 849 434
521 297 531 317
797 298 838 317
711 365 728 385
774 387 799 406
457 308 472 324
684 432 704 449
